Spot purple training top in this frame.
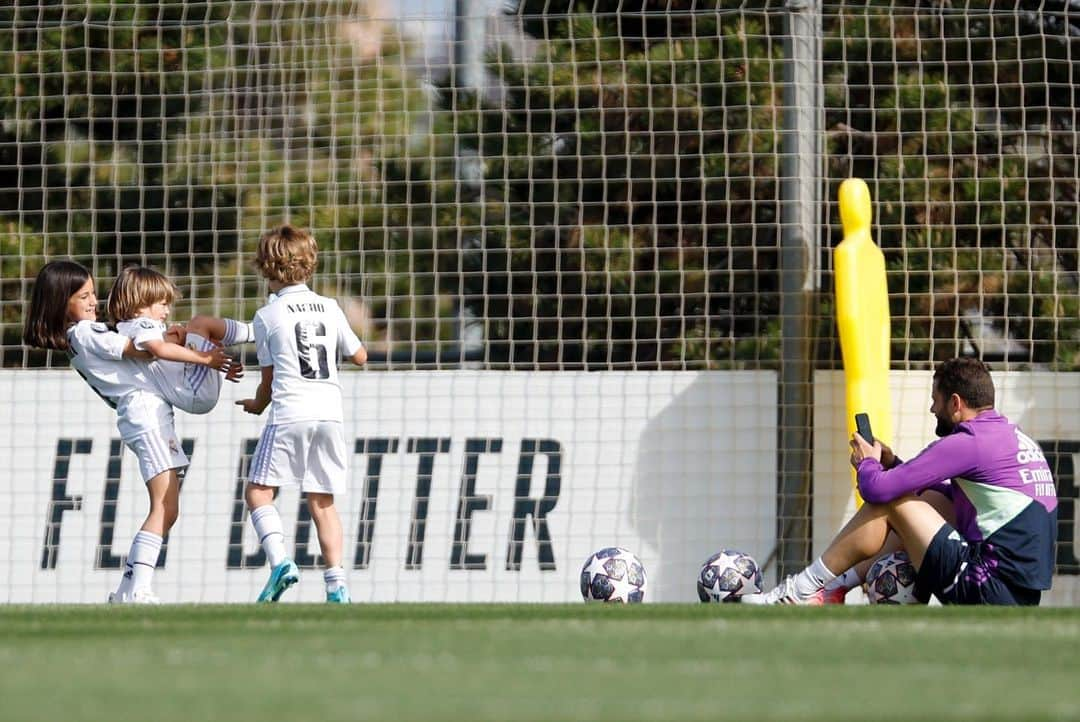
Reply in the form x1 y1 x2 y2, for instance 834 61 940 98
856 410 1058 590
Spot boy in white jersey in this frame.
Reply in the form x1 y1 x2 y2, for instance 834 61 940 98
236 224 367 603
107 265 248 414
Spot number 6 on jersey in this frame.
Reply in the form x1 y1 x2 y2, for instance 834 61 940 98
295 320 330 380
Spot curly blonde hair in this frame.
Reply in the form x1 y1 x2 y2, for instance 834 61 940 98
107 266 179 323
256 224 318 285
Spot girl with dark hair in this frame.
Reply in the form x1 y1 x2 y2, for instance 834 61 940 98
23 261 250 603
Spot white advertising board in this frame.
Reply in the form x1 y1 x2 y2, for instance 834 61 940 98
0 370 777 603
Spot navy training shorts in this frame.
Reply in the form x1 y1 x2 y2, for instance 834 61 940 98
913 524 1041 606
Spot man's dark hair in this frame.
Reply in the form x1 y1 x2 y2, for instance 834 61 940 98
933 357 995 409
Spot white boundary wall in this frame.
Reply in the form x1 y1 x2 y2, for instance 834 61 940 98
4 368 1076 605
0 370 777 603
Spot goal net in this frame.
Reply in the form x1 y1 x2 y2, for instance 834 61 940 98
0 0 1076 603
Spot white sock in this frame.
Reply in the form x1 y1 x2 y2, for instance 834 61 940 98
222 318 255 346
795 556 836 596
824 566 863 592
250 504 287 568
128 531 163 593
324 566 346 593
117 561 136 596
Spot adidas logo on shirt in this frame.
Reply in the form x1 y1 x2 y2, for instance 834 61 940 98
1015 429 1046 464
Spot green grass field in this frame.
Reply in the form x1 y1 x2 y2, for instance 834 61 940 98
0 605 1077 721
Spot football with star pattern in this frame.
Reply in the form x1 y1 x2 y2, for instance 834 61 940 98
866 551 922 604
697 549 762 602
580 547 647 603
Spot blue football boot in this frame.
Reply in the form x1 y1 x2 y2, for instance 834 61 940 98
257 559 300 603
326 586 351 604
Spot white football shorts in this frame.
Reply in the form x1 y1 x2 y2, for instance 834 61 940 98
247 421 348 495
144 332 223 415
116 391 188 482
124 424 190 483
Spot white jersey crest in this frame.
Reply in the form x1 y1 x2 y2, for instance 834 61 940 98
253 284 363 424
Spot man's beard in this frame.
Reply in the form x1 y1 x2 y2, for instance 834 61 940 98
935 415 954 437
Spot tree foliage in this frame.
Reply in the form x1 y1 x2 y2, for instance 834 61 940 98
823 1 1079 367
391 1 787 368
2 0 1077 369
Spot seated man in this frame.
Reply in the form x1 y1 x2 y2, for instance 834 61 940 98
744 356 1058 606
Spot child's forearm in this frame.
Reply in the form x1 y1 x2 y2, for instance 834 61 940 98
250 381 272 413
236 367 273 415
142 339 217 366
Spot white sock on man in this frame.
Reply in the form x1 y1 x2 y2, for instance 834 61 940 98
794 556 837 597
250 505 287 568
824 566 863 592
324 566 347 593
128 531 163 593
222 318 255 346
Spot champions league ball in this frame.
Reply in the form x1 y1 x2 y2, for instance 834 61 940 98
580 547 647 603
866 551 922 604
697 549 763 602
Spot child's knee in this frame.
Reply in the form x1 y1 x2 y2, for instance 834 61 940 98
145 499 179 531
159 498 180 528
307 492 335 512
245 483 275 509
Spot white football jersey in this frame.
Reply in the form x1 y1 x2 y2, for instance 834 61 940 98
116 317 166 350
67 320 147 408
117 317 223 415
253 284 363 425
66 320 172 439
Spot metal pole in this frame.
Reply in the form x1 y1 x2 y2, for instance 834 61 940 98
454 0 485 91
453 0 486 365
777 0 821 579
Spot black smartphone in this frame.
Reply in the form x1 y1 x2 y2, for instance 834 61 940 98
854 412 874 445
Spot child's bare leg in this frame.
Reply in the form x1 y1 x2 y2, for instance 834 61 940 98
186 312 253 349
307 492 343 567
186 315 253 348
185 315 228 344
143 469 181 536
308 492 348 600
184 315 244 382
245 482 276 512
116 469 180 599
